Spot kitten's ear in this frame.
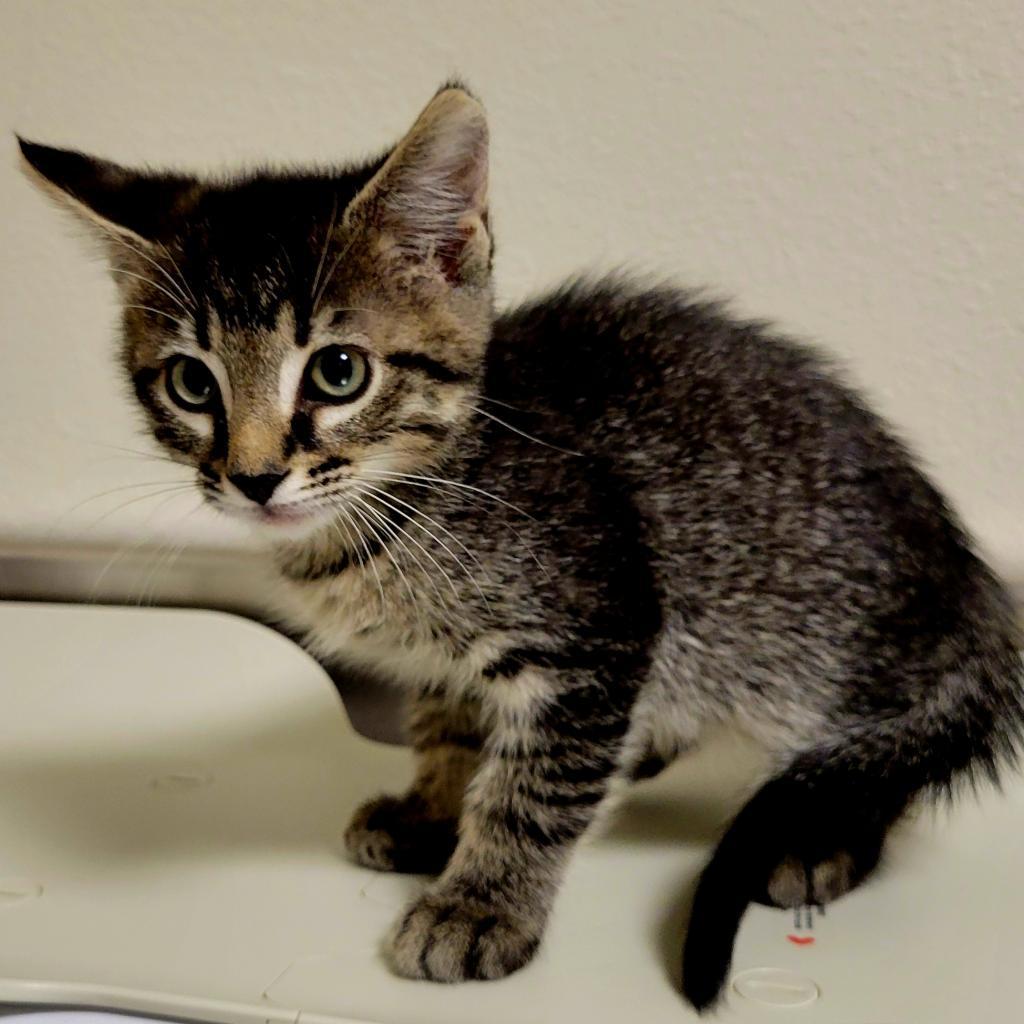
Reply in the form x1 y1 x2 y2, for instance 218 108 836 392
18 138 198 247
345 86 490 285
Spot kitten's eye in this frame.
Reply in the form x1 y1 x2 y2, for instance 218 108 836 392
166 356 217 411
305 345 369 402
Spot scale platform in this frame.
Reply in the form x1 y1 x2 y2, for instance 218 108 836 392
0 602 1020 1023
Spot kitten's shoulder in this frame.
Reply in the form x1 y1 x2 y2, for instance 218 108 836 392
489 275 834 400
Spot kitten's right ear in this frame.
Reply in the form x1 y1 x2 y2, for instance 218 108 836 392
18 137 198 247
343 87 490 286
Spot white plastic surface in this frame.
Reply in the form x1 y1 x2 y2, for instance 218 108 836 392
0 602 1021 1023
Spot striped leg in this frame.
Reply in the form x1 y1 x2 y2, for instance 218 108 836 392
344 691 482 874
385 667 631 981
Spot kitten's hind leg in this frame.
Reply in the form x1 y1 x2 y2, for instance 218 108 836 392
344 691 482 874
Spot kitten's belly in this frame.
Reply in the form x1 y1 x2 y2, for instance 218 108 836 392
271 574 498 693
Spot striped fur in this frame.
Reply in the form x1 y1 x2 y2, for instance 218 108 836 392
22 83 1024 1010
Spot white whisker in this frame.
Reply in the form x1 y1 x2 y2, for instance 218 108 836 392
88 488 198 599
108 267 192 315
359 482 490 606
313 231 361 314
154 239 199 309
356 469 551 580
471 393 528 413
335 509 387 610
472 405 583 457
310 194 338 308
351 491 459 607
60 478 194 521
348 502 417 607
360 469 535 521
351 495 447 606
83 484 198 531
134 536 189 607
123 304 192 331
97 223 196 312
84 440 184 467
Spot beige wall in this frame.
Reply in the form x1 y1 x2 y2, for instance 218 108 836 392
1 1 1022 573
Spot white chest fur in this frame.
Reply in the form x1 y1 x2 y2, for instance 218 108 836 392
269 563 502 696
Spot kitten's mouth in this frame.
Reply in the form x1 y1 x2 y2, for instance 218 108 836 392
210 488 344 537
257 504 314 524
222 499 330 534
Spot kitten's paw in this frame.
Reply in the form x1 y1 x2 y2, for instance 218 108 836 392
762 850 865 908
344 794 457 874
385 890 541 982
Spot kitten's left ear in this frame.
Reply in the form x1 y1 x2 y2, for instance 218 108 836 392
345 86 490 286
18 137 198 247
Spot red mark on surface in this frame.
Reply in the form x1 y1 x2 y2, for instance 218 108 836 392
787 935 815 946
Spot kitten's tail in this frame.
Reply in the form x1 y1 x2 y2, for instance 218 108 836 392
681 577 1024 1013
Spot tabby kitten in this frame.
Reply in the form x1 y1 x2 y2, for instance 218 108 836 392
21 84 1023 1011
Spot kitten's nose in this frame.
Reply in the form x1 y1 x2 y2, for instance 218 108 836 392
228 470 288 506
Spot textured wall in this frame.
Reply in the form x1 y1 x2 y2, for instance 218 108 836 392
1 1 1022 572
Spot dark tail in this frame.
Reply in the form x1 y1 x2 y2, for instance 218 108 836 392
681 577 1024 1013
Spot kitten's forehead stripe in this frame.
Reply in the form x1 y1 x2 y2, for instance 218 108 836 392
194 296 211 350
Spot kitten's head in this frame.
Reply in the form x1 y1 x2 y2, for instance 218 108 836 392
21 85 492 540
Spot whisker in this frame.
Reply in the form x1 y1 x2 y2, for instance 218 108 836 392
84 440 184 467
359 483 489 597
472 405 583 457
351 491 458 607
360 486 490 611
335 510 387 610
359 481 482 561
348 502 417 607
108 268 192 315
471 393 529 413
313 232 361 314
90 536 149 599
97 223 196 312
360 470 535 521
91 452 186 470
357 469 550 581
349 495 444 604
154 239 199 309
122 304 192 332
83 484 198 531
88 488 198 599
310 194 339 309
60 478 194 521
134 536 190 607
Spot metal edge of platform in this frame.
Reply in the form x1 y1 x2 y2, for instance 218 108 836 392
0 540 405 745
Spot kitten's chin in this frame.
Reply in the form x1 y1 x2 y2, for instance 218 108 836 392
225 503 337 543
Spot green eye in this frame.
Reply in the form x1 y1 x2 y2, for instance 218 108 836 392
305 345 369 402
166 356 217 410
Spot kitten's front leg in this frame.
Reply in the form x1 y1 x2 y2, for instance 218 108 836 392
345 691 482 874
386 666 630 982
